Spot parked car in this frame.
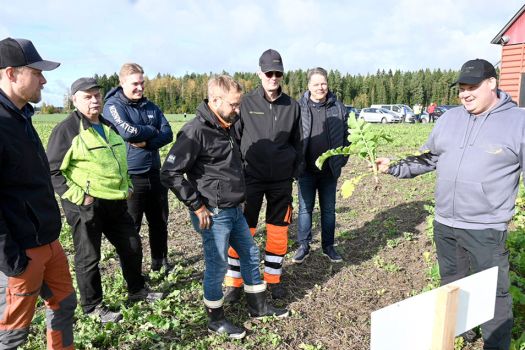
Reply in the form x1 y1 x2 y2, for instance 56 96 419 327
359 108 401 123
370 104 415 123
345 105 360 118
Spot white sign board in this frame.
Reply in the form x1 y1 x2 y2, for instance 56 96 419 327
371 266 498 350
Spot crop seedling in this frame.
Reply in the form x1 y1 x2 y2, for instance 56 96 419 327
316 116 392 197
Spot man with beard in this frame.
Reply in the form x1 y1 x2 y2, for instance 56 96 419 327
161 75 288 339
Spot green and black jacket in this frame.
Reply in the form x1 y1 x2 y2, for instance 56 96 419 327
47 111 132 205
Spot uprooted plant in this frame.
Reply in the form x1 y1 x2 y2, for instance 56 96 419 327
316 116 392 197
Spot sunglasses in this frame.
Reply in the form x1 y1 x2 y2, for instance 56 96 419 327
264 71 283 78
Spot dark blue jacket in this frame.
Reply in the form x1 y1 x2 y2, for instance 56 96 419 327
0 89 61 276
298 91 349 178
104 87 173 174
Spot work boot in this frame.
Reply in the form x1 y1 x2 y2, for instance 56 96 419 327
223 286 242 304
323 245 343 263
205 304 246 339
268 283 287 299
245 284 289 319
88 304 123 324
151 257 172 272
128 288 164 303
292 244 310 264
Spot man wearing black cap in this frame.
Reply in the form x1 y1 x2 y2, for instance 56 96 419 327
0 37 76 349
376 58 522 349
224 49 302 300
47 77 163 324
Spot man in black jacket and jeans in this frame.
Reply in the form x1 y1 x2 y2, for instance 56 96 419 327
161 75 287 339
0 37 76 349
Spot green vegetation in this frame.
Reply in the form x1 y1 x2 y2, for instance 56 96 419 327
20 122 524 349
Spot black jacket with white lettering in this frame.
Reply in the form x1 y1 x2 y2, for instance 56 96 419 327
234 86 302 181
160 101 245 211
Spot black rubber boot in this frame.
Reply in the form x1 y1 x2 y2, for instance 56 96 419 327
244 284 289 319
223 286 242 304
206 305 246 339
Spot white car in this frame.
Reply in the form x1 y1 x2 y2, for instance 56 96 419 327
359 108 401 123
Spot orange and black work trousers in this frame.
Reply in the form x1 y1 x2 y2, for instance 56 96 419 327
0 239 76 350
226 177 293 287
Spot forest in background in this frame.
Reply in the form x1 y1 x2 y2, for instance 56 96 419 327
48 68 463 114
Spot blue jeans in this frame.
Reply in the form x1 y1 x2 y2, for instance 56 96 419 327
297 172 338 249
190 206 261 302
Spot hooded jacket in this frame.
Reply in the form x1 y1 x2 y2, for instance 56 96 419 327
0 89 61 276
389 91 525 230
47 111 132 205
235 86 302 181
104 87 173 174
160 101 245 210
298 90 349 178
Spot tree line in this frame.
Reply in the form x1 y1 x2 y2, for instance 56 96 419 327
59 68 463 114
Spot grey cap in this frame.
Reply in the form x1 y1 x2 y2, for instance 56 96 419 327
0 37 60 71
70 77 101 95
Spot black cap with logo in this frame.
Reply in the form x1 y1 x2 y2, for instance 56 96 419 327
259 49 284 73
450 59 497 87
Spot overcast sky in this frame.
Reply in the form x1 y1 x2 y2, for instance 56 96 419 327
1 0 523 106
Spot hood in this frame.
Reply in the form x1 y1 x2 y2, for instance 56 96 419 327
195 100 240 129
104 86 149 108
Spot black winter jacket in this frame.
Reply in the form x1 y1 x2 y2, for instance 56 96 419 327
235 86 302 181
298 91 350 178
160 101 245 210
104 87 173 174
0 90 61 276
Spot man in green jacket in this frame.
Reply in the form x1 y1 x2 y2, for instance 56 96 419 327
47 77 162 324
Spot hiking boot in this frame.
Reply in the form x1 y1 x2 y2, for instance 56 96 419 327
268 283 287 299
128 288 164 303
292 244 310 264
323 245 343 263
223 286 242 304
88 305 123 324
151 258 172 273
206 305 246 339
245 284 289 319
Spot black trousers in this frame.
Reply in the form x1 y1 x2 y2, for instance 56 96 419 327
434 221 513 350
128 170 169 260
62 198 145 313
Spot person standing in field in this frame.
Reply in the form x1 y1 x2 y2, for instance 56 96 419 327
427 101 437 123
0 37 76 349
47 77 163 324
160 75 288 339
376 59 518 350
292 67 349 264
224 49 302 301
104 63 173 273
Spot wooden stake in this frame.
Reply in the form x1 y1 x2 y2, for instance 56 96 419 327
431 285 460 350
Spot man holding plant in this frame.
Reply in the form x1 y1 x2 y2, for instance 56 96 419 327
376 59 521 350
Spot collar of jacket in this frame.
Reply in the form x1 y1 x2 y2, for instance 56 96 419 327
196 100 238 129
72 110 111 130
256 85 283 102
0 88 35 120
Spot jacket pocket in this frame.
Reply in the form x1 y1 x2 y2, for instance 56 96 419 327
453 180 495 221
24 202 40 233
435 179 454 218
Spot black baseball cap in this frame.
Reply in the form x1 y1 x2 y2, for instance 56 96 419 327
70 77 100 95
259 49 284 73
0 37 60 71
450 59 497 87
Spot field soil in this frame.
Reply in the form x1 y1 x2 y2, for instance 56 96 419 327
156 158 485 349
